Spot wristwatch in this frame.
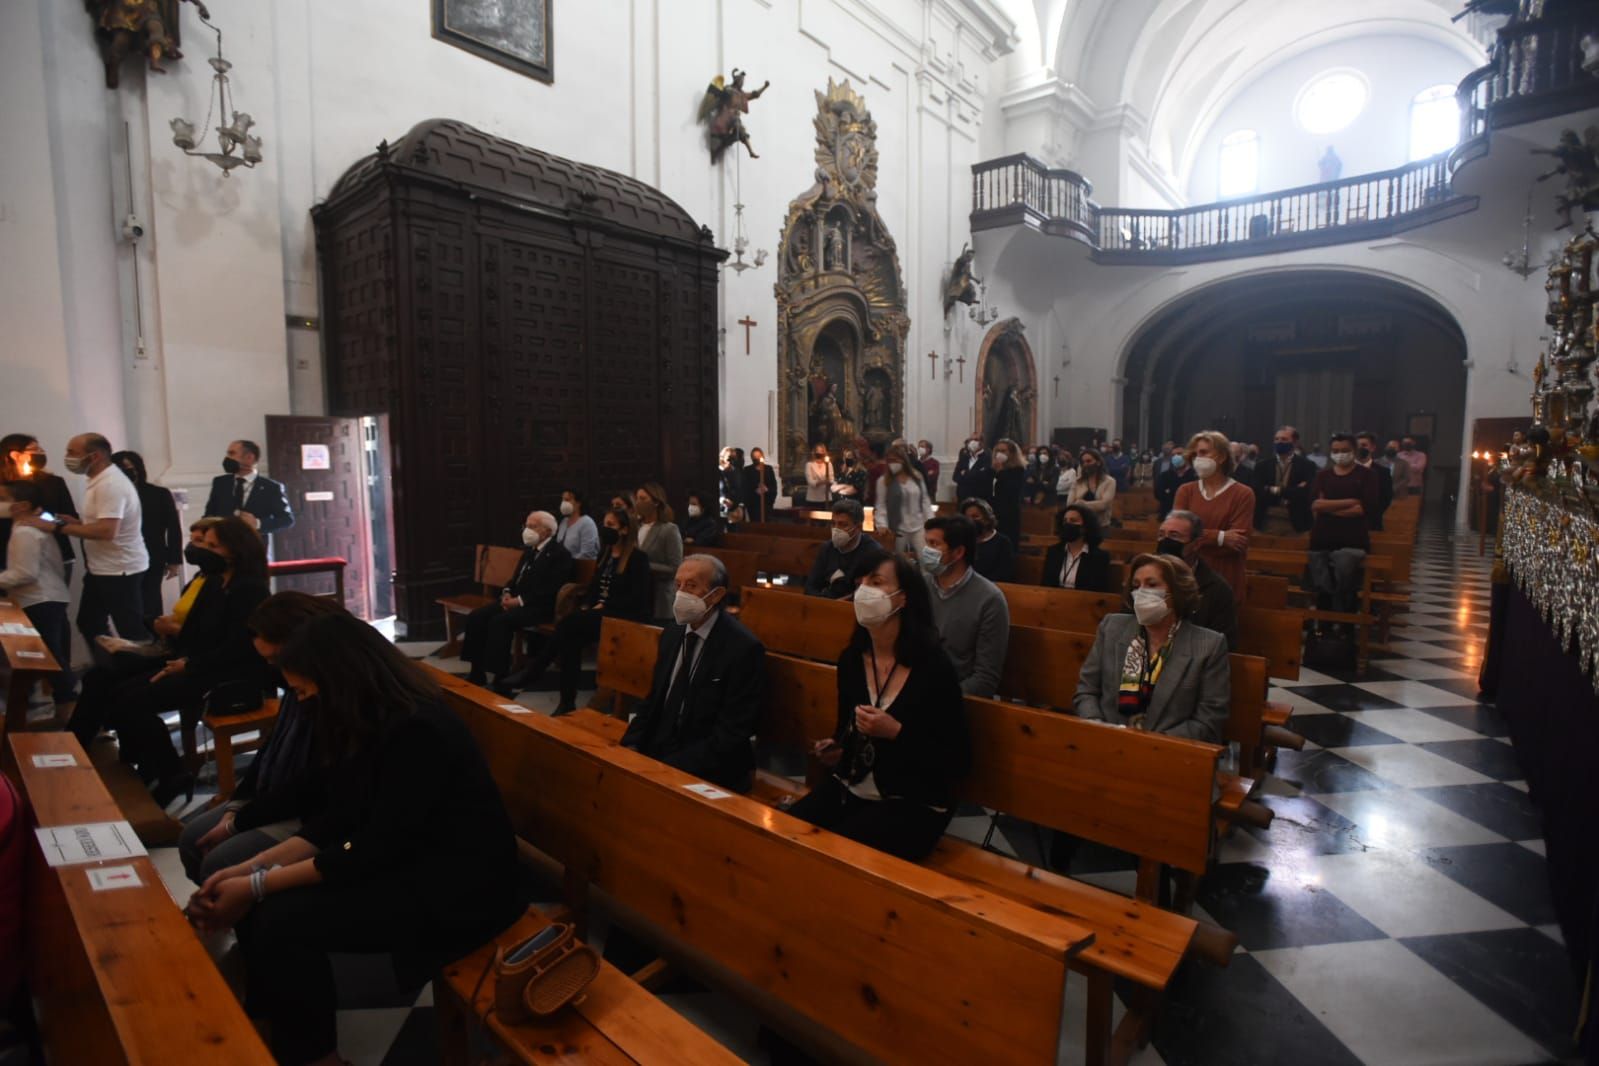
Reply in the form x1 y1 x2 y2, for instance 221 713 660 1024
52 517 68 534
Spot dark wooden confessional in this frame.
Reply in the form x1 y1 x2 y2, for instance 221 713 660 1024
314 119 725 637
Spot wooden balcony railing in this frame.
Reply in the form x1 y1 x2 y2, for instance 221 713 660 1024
1456 8 1599 151
970 153 1476 265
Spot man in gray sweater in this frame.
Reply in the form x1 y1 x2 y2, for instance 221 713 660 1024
921 515 1009 698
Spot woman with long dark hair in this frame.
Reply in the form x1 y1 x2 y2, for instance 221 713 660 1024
787 553 970 861
188 612 520 1066
111 450 183 617
1041 503 1112 591
70 516 271 806
0 433 77 571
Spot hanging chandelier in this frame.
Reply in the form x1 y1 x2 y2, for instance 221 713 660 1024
169 13 262 176
726 200 768 274
1501 189 1544 279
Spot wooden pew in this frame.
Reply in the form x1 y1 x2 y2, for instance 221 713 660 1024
435 670 1095 1066
720 533 823 581
737 586 854 663
436 544 523 657
437 909 740 1066
684 546 761 604
5 732 274 1065
0 599 63 743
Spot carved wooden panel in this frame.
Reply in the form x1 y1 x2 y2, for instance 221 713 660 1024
314 120 724 637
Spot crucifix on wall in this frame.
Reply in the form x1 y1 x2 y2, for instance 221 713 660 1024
737 315 758 355
927 350 938 380
1053 374 1060 398
955 351 966 383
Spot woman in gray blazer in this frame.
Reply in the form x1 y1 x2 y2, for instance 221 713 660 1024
1072 552 1229 743
633 482 685 622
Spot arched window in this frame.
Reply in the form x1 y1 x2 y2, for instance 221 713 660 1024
1218 129 1259 198
1295 71 1368 135
1409 84 1459 160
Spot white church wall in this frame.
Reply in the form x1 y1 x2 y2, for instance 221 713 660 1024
1183 35 1476 204
5 0 1014 503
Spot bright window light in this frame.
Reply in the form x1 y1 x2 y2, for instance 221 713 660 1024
1219 129 1259 198
1409 84 1459 160
1295 72 1368 135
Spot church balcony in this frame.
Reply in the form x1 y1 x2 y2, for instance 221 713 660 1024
1451 6 1599 174
970 153 1480 266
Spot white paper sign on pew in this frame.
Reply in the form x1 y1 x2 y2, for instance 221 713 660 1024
35 821 148 867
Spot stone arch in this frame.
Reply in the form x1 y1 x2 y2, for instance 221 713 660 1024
974 318 1040 445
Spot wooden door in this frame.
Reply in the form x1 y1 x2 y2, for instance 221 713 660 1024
264 416 374 617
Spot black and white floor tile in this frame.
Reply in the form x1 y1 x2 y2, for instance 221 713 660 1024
140 527 1578 1064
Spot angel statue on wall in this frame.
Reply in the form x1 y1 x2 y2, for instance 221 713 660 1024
700 69 770 163
1534 127 1599 229
86 0 210 89
944 243 981 316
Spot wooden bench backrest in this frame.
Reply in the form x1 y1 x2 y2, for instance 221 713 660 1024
434 671 1083 1065
998 625 1097 710
1020 506 1057 535
740 521 827 540
721 534 823 578
6 733 274 1065
1237 606 1302 680
995 582 1126 632
738 586 854 663
1246 573 1290 608
572 558 597 587
689 547 762 603
0 601 61 674
597 617 663 700
755 652 1218 876
1225 653 1269 755
477 544 524 592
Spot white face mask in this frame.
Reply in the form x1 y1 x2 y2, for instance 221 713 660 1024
522 527 542 548
672 588 716 626
917 446 930 458
967 441 980 453
853 583 899 627
831 526 858 551
1132 586 1171 626
687 504 703 518
1191 456 1218 478
1330 452 1355 467
994 450 1009 464
559 500 574 516
888 461 903 475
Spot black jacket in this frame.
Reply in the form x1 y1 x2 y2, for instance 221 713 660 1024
230 685 327 832
828 642 970 809
1362 461 1393 530
173 574 272 687
137 482 183 569
1040 543 1112 592
583 549 654 620
300 699 521 983
0 471 77 568
621 611 766 791
1253 454 1317 532
805 535 889 598
953 451 993 502
739 463 779 522
972 532 1017 585
1155 466 1193 518
679 515 724 547
991 467 1026 544
1189 558 1239 650
204 472 295 534
505 540 575 624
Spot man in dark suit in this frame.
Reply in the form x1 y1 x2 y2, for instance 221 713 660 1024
462 510 575 688
1355 430 1393 531
953 435 993 503
204 440 295 536
1253 425 1317 534
1155 509 1238 649
622 554 766 792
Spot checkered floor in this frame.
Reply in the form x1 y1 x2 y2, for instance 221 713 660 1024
142 527 1575 1064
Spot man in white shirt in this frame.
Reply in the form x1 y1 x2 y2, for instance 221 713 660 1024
21 433 149 642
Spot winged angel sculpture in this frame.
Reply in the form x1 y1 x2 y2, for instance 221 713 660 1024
700 69 769 163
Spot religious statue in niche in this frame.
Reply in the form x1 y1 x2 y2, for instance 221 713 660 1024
775 80 909 479
943 242 981 316
86 0 209 89
700 69 770 162
1535 127 1599 228
977 318 1038 448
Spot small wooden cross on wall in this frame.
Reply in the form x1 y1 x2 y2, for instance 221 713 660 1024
1053 375 1060 398
927 350 938 380
955 351 967 383
737 316 757 355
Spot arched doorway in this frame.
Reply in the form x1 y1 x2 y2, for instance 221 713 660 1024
975 318 1039 444
1118 270 1468 504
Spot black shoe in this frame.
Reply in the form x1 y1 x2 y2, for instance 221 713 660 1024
551 702 576 717
465 669 487 686
152 771 195 810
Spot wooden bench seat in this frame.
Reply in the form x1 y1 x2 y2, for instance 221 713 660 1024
0 598 64 743
436 544 524 657
436 908 741 1065
5 732 273 1064
435 671 1095 1065
204 697 281 805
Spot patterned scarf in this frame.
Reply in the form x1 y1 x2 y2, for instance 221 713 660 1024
1117 622 1179 722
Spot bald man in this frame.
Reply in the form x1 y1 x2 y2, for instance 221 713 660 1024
462 510 574 688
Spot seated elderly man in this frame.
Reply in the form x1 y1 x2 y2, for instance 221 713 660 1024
803 498 888 599
622 554 766 792
462 510 574 688
1154 509 1239 650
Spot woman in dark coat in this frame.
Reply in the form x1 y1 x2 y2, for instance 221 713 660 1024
1040 504 1112 592
113 450 183 617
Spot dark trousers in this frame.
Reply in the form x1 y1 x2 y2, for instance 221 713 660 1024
517 608 603 706
461 603 546 678
138 565 167 619
21 601 76 703
236 883 422 1066
76 571 146 642
71 655 202 782
787 777 951 862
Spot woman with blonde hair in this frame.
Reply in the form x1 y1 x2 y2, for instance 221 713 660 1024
989 438 1027 544
1171 430 1255 606
876 442 934 556
632 482 684 622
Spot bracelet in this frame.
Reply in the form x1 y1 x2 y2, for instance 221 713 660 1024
249 864 279 903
